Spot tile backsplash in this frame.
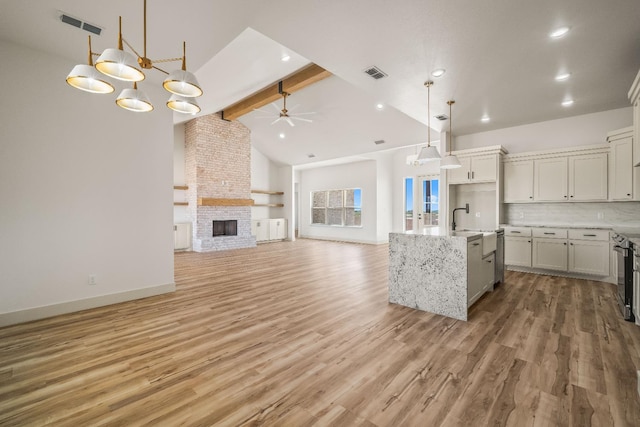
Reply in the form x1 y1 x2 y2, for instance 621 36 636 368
504 202 640 228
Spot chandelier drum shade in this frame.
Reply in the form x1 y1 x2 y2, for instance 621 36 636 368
66 0 203 114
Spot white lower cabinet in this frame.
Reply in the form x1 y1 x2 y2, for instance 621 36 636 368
482 253 495 291
174 223 191 250
252 218 287 242
467 239 484 306
567 229 610 276
505 236 532 267
532 238 568 271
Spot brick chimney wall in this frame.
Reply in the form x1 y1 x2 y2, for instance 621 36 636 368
185 113 256 251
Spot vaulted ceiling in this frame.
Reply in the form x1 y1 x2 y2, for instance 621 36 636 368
1 0 639 166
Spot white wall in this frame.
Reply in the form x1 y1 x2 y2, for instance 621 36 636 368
173 123 189 223
299 160 382 244
0 40 175 325
455 107 632 153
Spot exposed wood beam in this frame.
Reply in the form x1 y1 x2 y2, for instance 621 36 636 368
221 64 332 121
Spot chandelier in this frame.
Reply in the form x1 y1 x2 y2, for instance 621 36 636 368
66 0 202 114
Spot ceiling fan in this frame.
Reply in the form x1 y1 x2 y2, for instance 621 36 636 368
254 90 315 127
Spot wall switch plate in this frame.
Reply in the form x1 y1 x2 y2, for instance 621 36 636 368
637 370 640 398
597 212 604 220
88 274 97 285
518 212 525 219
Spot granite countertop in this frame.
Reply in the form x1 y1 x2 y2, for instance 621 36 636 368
394 229 483 241
500 223 613 230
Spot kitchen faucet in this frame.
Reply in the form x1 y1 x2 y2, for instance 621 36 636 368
451 203 469 231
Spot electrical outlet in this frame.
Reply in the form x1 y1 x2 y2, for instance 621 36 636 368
88 274 97 285
518 212 524 219
597 212 604 220
475 212 481 218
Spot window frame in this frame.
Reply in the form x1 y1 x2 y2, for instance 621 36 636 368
311 188 362 227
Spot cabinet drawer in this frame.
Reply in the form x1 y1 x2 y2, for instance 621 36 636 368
532 228 567 239
504 227 532 236
568 229 610 241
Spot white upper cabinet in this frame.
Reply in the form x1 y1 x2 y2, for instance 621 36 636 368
504 145 609 204
448 155 498 184
569 153 608 201
628 67 640 166
534 157 568 202
504 161 534 203
608 129 634 200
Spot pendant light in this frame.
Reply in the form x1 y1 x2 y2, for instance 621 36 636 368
66 36 115 94
163 42 203 98
116 82 153 112
166 94 201 115
440 100 462 169
416 81 441 163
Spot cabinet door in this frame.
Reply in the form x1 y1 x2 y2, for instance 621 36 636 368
534 157 568 201
568 240 610 276
504 161 534 203
532 238 567 271
448 157 471 184
505 236 532 267
467 240 484 305
255 220 269 241
569 153 608 201
470 155 497 182
611 138 633 200
174 223 191 250
481 253 495 291
270 218 287 240
634 99 640 167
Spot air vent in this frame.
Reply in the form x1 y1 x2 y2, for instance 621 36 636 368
434 114 449 121
364 66 388 80
60 12 102 36
307 154 316 158
374 139 385 145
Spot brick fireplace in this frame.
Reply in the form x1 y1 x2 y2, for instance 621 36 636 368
184 113 256 252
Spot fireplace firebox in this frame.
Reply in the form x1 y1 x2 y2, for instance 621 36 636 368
212 220 237 237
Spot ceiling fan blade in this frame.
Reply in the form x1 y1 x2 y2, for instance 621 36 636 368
290 112 316 116
287 104 300 112
271 117 283 125
292 117 313 123
270 103 282 113
285 118 295 127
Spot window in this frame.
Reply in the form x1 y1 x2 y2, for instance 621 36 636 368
311 188 362 226
404 177 413 231
422 178 439 226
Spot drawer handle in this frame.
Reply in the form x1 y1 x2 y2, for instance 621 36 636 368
511 231 521 234
544 232 556 235
583 234 597 237
472 243 480 246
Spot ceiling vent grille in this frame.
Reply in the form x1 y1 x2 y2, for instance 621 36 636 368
60 12 103 35
307 153 316 158
364 66 388 80
434 114 449 121
374 139 385 145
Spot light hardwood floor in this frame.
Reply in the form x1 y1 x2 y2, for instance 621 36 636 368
1 239 640 426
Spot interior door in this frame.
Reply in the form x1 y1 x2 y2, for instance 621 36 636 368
417 175 439 231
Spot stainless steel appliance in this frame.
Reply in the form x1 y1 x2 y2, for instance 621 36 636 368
612 233 635 321
495 229 505 284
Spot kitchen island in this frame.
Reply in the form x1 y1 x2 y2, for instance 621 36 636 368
389 229 496 321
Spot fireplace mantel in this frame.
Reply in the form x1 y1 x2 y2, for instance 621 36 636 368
197 198 254 207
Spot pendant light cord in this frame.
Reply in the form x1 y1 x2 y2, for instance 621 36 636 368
447 100 455 155
425 81 433 148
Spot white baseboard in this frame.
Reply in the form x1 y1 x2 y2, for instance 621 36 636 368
0 283 175 328
505 266 613 284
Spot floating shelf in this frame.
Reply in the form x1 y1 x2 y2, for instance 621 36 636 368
174 202 188 206
253 203 285 207
174 185 189 190
198 198 254 206
251 189 284 195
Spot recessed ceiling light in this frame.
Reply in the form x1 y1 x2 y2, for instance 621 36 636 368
562 99 574 107
481 116 490 123
376 103 384 110
281 54 291 62
550 26 570 39
431 69 446 78
555 72 571 81
279 133 285 139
